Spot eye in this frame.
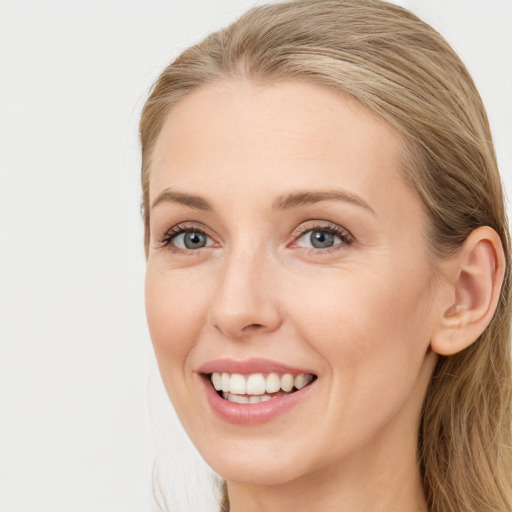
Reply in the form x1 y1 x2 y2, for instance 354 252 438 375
159 224 216 252
174 230 211 249
292 223 353 251
297 229 341 249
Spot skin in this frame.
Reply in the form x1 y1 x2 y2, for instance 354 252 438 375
144 80 451 512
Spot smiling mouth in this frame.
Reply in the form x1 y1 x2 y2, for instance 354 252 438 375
208 371 317 404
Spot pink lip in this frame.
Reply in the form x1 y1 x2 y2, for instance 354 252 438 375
197 357 315 376
199 375 315 425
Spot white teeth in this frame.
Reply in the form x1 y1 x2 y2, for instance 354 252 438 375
294 374 313 390
229 374 246 395
227 393 249 404
224 393 274 404
266 373 281 393
249 394 273 403
211 371 315 396
211 372 222 391
280 373 294 392
221 372 230 392
246 373 266 395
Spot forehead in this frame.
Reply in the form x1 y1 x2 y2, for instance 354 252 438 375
149 79 409 213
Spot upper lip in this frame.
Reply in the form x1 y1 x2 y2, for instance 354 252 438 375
197 357 316 376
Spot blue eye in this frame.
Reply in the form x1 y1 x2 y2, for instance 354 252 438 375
308 230 338 248
160 226 215 251
174 231 210 249
294 225 352 250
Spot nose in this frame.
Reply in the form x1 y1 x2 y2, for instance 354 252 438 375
207 248 283 340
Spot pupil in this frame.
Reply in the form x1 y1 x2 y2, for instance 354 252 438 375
311 231 334 248
184 232 206 249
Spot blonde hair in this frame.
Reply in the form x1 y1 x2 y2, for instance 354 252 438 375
140 1 512 510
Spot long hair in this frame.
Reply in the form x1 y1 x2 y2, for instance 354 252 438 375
140 1 512 510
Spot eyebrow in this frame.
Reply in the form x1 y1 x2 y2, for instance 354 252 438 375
272 190 376 215
151 189 213 211
151 187 375 215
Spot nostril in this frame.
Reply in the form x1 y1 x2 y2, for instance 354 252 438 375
242 324 264 331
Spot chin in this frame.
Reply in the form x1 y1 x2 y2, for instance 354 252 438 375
211 458 306 486
195 435 314 486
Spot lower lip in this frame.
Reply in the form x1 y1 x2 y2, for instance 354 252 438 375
200 375 315 425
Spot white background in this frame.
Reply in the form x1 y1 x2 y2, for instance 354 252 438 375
0 1 510 511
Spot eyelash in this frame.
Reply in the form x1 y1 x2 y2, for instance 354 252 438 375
157 221 354 254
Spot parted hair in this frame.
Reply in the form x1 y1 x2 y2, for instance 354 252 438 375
140 1 512 511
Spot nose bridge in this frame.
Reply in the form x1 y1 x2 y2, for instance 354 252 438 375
208 239 281 339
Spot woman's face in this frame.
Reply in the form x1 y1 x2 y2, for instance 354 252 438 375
145 80 441 485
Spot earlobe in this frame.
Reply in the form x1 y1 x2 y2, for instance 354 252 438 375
430 226 505 356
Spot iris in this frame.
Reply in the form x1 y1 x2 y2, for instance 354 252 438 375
183 231 207 249
310 230 336 249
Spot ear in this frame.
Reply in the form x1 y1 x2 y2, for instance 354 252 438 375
430 226 506 356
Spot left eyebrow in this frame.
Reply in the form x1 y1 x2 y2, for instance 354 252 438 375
272 190 376 216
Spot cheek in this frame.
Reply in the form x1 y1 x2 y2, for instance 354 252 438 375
287 262 432 353
285 263 434 414
144 266 219 435
272 267 434 469
145 267 210 375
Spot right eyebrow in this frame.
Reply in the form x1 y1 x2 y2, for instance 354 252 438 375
272 189 376 216
150 188 213 212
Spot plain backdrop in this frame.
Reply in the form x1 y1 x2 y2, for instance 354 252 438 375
0 1 510 511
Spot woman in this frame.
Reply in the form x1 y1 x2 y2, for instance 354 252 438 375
140 1 512 510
